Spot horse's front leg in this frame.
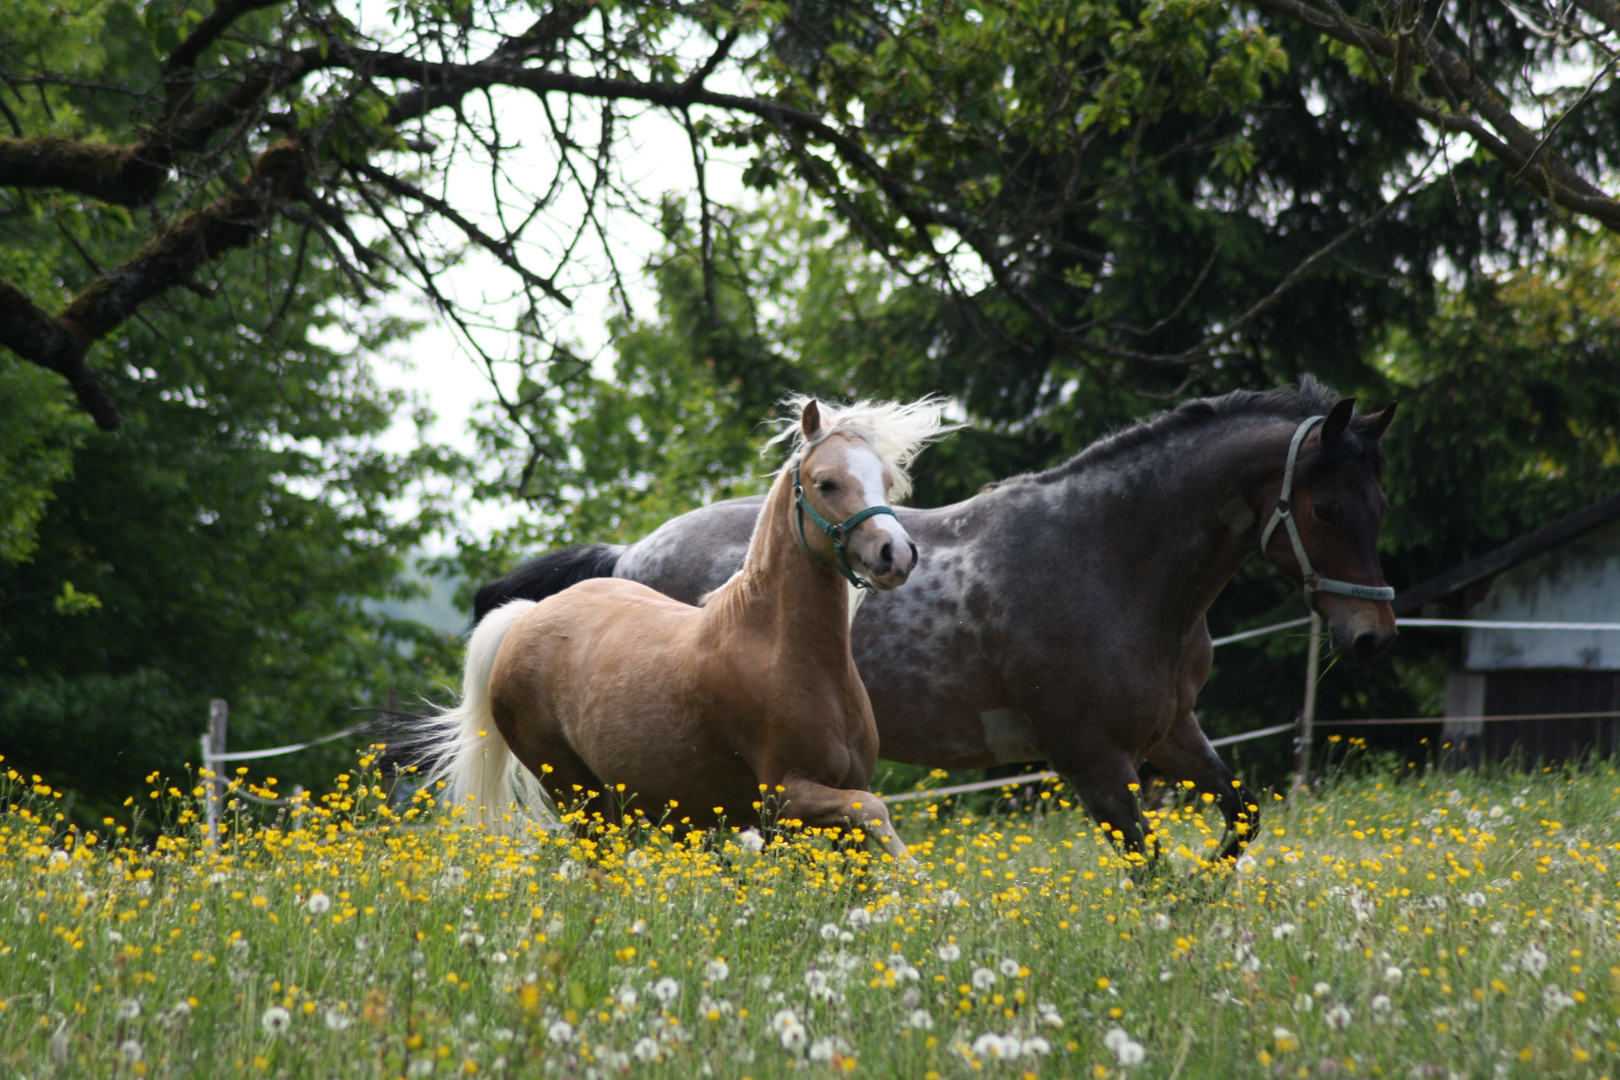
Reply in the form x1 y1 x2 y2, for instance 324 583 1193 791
777 773 915 867
1144 711 1259 860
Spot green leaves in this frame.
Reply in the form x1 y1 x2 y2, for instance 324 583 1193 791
141 0 204 59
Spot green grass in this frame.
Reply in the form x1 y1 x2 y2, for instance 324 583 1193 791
3 751 1620 1079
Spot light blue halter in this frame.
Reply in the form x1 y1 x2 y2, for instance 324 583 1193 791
1260 415 1397 604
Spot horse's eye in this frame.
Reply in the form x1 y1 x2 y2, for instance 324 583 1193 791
815 480 836 492
1313 503 1341 525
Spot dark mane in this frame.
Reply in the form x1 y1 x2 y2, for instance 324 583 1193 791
1018 376 1383 486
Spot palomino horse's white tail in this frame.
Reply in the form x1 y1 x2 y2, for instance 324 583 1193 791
418 600 547 832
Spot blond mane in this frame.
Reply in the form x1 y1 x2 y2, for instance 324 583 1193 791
763 394 963 504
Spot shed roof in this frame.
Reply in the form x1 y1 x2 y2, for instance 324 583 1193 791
1395 493 1620 616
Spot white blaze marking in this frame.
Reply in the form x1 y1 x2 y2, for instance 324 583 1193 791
844 444 911 562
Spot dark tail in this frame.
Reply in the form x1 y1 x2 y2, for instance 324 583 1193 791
472 543 623 623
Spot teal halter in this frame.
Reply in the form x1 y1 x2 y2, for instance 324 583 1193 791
1260 415 1397 604
792 460 899 592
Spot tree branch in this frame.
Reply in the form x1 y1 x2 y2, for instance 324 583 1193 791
0 141 306 429
0 278 121 430
1569 0 1620 37
0 136 169 206
1247 0 1620 231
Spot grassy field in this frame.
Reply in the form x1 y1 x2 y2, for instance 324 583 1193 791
3 748 1620 1079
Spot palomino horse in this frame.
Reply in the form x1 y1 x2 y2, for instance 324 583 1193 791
474 379 1399 855
421 396 956 861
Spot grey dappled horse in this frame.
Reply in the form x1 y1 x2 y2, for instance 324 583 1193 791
475 381 1399 855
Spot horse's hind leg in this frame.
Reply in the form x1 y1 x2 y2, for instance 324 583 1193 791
1145 711 1258 859
502 726 620 832
1052 751 1156 864
778 775 914 867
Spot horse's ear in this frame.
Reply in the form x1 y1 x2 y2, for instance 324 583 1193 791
1320 397 1356 444
1362 400 1398 442
801 400 823 440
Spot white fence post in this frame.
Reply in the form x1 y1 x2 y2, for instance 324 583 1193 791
202 699 227 848
1293 614 1322 787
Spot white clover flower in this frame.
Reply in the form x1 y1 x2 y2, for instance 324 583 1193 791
936 943 961 962
134 879 153 898
617 984 639 1009
972 1033 1020 1060
706 958 731 983
1272 922 1297 940
1151 912 1172 930
970 967 997 991
893 961 920 983
632 1037 660 1063
1384 966 1403 984
493 1028 515 1044
1158 969 1173 983
804 970 829 993
629 919 646 935
1325 1004 1353 1031
937 889 963 907
1313 982 1332 997
407 1058 434 1077
738 829 765 854
307 891 331 915
261 1006 292 1036
171 1000 192 1018
1542 986 1575 1012
845 906 871 928
491 950 509 965
1464 892 1487 909
441 866 468 888
208 872 228 886
324 1008 352 1031
117 998 142 1021
119 1039 144 1063
652 977 681 1007
1370 995 1392 1014
1023 1035 1052 1056
1293 993 1314 1012
1521 945 1548 975
1037 1001 1063 1027
906 1009 934 1030
548 1020 575 1043
999 958 1022 977
106 930 125 944
819 923 840 941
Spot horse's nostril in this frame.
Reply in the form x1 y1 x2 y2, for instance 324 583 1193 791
1353 631 1380 659
878 542 893 570
907 542 919 570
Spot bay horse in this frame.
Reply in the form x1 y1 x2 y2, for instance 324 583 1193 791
474 379 1399 856
421 396 957 862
